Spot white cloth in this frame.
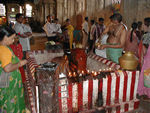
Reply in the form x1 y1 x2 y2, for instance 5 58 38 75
121 22 128 30
43 22 56 37
95 34 108 58
23 24 32 33
14 22 31 51
54 23 62 33
82 21 89 34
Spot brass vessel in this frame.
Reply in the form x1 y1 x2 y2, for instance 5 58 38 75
119 51 138 70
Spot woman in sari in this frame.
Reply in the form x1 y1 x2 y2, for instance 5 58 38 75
137 45 150 100
0 26 27 113
124 22 139 57
65 19 74 49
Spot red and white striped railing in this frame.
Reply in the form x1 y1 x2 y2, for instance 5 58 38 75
26 52 139 113
58 70 139 113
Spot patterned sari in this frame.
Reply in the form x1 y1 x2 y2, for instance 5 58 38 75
0 46 25 113
138 46 150 98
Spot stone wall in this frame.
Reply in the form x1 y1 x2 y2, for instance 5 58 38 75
34 0 56 25
121 0 150 28
34 0 114 26
56 0 113 27
32 0 150 29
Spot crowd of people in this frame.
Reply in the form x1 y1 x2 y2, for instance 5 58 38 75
0 12 150 112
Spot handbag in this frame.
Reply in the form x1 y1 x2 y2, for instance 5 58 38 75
144 68 150 88
0 70 10 88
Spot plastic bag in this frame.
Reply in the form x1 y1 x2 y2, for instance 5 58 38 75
0 70 10 88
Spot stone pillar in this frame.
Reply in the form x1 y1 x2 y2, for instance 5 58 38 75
121 0 142 28
45 3 50 19
104 0 112 8
42 3 46 23
56 0 63 23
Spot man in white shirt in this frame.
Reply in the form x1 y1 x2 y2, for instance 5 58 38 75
23 17 32 33
82 17 89 48
43 15 57 41
23 17 33 44
54 18 62 34
14 13 32 57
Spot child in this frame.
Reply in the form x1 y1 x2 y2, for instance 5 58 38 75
9 36 26 83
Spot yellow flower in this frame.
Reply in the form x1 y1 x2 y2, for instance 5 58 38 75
0 95 4 100
9 76 13 81
4 100 7 104
144 68 150 76
22 109 26 113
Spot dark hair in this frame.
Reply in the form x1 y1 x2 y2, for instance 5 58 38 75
16 13 23 20
90 20 95 24
110 13 122 23
144 17 150 27
137 21 142 29
66 19 70 22
47 15 50 19
55 18 58 21
99 18 104 22
24 17 28 19
0 26 16 41
109 15 113 20
85 17 88 21
130 22 138 42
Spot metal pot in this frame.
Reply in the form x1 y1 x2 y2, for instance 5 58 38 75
119 51 139 70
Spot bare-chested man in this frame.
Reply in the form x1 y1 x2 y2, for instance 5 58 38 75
98 13 127 63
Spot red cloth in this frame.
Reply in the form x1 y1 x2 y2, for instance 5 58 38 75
10 44 26 83
19 67 26 83
138 40 146 68
9 44 23 60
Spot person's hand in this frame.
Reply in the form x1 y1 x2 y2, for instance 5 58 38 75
19 60 28 67
98 45 107 50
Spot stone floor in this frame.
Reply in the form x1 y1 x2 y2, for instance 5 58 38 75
30 36 47 50
127 100 150 113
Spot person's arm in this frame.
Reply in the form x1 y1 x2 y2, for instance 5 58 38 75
24 32 32 36
101 25 110 35
58 25 62 33
14 24 28 38
99 26 110 40
24 25 32 36
82 23 88 35
0 47 27 72
100 28 127 49
83 29 88 35
16 33 28 38
3 60 27 72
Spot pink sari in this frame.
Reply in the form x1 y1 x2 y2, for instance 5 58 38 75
124 31 139 57
137 46 150 98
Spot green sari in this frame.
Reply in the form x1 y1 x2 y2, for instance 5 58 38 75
0 47 25 113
